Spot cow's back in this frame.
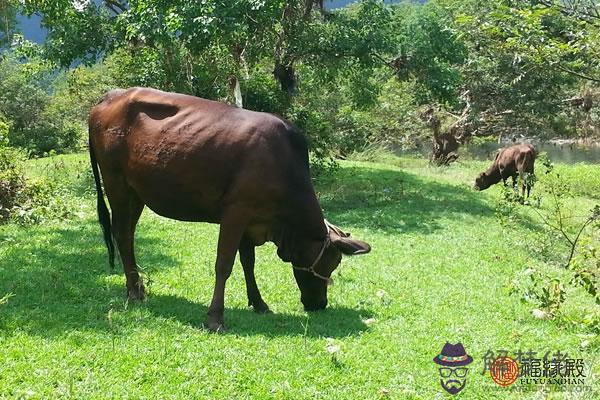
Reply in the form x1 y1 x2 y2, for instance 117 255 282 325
495 143 536 177
89 88 310 223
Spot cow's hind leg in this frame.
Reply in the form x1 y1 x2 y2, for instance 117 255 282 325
104 176 145 300
239 237 271 314
518 171 530 199
516 171 534 202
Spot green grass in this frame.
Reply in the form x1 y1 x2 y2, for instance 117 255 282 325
0 153 598 399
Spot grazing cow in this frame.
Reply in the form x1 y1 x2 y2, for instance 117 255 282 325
474 143 536 197
89 88 371 331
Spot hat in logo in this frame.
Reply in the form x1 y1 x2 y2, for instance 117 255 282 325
433 342 473 367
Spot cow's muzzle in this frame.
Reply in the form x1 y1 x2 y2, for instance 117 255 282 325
303 299 328 311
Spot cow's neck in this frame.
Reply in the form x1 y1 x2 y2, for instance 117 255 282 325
485 166 502 184
271 193 327 267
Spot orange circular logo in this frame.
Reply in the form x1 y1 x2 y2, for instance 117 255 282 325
490 357 519 387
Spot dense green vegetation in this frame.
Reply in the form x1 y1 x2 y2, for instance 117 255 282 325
0 0 599 160
0 1 599 397
0 153 598 398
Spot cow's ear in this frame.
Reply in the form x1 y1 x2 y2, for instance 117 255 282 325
324 219 350 238
325 219 371 255
331 236 371 255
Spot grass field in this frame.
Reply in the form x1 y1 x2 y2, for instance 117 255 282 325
0 153 598 399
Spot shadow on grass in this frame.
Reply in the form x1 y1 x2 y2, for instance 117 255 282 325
0 220 177 336
0 219 368 338
317 165 494 233
147 293 368 338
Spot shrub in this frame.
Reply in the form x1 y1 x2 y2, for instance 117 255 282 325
0 127 26 221
0 118 75 224
505 156 600 324
10 178 73 224
0 52 115 156
243 64 291 115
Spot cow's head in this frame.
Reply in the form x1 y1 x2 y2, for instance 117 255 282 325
474 172 492 191
292 220 371 311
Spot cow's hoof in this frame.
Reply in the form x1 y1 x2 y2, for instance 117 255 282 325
127 285 146 301
252 301 272 314
204 318 226 333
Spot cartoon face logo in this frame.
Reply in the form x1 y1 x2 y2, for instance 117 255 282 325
433 342 473 395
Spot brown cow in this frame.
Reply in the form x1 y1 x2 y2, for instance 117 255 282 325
474 143 536 197
88 88 371 331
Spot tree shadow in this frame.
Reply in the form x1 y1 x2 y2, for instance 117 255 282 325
146 293 369 338
315 165 496 233
0 219 178 336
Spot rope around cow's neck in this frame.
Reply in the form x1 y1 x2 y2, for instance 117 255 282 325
292 225 333 285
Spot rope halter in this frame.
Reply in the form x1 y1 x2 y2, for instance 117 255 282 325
292 225 333 285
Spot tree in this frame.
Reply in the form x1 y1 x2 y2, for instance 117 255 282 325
0 0 17 47
21 0 286 101
452 0 599 138
0 50 113 155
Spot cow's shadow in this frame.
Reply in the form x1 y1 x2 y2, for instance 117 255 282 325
146 293 368 337
0 220 368 339
1 162 538 339
0 221 171 336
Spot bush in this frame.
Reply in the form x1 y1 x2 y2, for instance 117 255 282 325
0 139 26 221
504 156 600 324
0 120 75 224
334 78 427 156
243 64 291 114
0 52 115 156
10 178 73 224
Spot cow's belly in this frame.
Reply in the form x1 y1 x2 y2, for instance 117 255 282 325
122 159 277 225
140 194 222 223
123 160 227 223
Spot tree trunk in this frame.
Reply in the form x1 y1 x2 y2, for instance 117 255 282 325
229 76 243 108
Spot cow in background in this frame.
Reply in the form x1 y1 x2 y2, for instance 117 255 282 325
474 143 537 197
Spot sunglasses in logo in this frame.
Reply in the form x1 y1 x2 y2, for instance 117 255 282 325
439 367 469 378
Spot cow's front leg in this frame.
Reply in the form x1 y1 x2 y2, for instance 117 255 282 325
239 237 271 314
206 209 247 332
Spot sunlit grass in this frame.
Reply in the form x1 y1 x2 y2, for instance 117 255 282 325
0 153 598 399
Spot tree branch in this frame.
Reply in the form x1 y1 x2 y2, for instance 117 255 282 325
553 63 600 83
565 216 594 268
537 0 600 26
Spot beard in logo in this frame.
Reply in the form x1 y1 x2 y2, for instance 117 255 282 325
440 378 467 395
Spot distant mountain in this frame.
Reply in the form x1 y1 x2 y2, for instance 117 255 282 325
327 0 400 8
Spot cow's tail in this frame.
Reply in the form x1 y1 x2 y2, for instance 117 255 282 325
525 145 536 173
89 137 115 269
